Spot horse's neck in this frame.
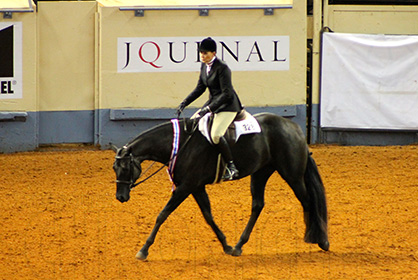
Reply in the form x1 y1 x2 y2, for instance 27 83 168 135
130 123 174 164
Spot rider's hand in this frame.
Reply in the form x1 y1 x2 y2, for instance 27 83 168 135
176 102 186 117
198 106 211 118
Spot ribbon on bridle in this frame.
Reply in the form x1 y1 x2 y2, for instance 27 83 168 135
167 119 180 191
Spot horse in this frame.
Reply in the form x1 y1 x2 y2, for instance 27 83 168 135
112 112 329 260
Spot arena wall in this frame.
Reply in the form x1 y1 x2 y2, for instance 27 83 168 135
1 0 308 153
2 0 418 153
37 1 96 145
310 1 418 145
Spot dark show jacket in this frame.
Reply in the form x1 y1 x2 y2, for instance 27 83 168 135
183 58 243 113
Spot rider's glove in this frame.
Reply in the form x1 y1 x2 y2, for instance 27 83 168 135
198 106 211 118
176 101 186 117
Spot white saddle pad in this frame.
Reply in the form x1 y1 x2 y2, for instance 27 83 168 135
198 112 261 144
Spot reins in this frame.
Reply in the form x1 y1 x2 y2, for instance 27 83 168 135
130 162 166 189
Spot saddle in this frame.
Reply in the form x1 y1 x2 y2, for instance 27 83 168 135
198 109 261 145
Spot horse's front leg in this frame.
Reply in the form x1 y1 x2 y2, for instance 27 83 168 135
136 189 190 260
192 188 233 255
232 169 271 256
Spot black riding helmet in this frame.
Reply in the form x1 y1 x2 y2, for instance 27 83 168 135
199 37 217 52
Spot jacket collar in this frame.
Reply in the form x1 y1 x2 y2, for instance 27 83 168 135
206 57 217 77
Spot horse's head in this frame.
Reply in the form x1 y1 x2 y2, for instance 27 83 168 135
113 146 142 203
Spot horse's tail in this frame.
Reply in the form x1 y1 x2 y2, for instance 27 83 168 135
304 153 329 250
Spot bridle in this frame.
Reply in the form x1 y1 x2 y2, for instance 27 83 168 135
115 153 140 189
115 152 166 190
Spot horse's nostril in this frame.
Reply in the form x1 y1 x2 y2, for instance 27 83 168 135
116 193 129 203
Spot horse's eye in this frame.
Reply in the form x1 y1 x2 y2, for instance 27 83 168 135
120 160 130 169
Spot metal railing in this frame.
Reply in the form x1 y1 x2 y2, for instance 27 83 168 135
119 4 293 17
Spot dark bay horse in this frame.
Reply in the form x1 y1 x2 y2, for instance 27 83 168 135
113 113 329 260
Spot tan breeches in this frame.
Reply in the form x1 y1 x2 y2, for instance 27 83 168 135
192 110 237 144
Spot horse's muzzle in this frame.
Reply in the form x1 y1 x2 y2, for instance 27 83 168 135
116 192 130 203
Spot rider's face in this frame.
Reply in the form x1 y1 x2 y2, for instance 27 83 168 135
200 51 216 64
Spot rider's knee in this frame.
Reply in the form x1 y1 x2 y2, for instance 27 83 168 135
211 135 220 144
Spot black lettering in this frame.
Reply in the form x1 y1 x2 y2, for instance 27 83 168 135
168 41 187 63
122 42 131 69
220 41 239 62
7 81 13 93
273 41 286 62
246 42 264 62
1 81 7 94
196 42 201 62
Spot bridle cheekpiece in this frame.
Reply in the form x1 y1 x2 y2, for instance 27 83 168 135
115 152 141 190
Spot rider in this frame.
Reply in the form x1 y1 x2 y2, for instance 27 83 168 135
176 37 243 180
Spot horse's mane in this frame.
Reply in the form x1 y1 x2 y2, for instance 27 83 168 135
125 118 191 148
125 121 170 147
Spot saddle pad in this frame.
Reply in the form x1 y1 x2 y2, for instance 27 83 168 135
234 113 261 141
198 112 261 144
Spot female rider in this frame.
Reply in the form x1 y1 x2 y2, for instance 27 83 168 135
176 37 243 180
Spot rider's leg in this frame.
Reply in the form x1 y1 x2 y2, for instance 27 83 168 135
211 112 239 180
217 136 239 180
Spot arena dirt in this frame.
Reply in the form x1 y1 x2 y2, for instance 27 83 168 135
1 145 418 279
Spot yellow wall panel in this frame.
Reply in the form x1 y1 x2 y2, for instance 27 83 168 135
97 0 306 110
98 0 292 7
325 5 418 34
38 1 96 111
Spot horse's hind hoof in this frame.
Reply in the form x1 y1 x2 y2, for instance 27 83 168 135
136 250 148 260
224 245 234 255
318 241 330 251
231 247 242 257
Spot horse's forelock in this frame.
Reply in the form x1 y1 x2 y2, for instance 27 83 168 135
115 146 130 158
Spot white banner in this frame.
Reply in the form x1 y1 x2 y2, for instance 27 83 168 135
117 36 289 73
0 22 22 99
320 32 418 130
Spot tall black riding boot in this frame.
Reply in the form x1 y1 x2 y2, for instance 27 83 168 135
217 137 239 180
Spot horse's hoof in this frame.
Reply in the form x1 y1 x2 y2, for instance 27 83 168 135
135 250 148 260
231 247 242 257
224 245 234 255
318 241 330 251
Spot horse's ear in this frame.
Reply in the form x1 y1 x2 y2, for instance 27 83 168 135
110 144 119 153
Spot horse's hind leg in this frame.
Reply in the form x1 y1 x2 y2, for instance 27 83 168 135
303 155 329 250
192 188 233 255
232 167 274 257
136 189 190 260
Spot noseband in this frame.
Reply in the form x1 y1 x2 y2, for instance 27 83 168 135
115 153 141 189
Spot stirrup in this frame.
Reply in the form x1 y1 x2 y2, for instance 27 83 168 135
222 162 239 181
